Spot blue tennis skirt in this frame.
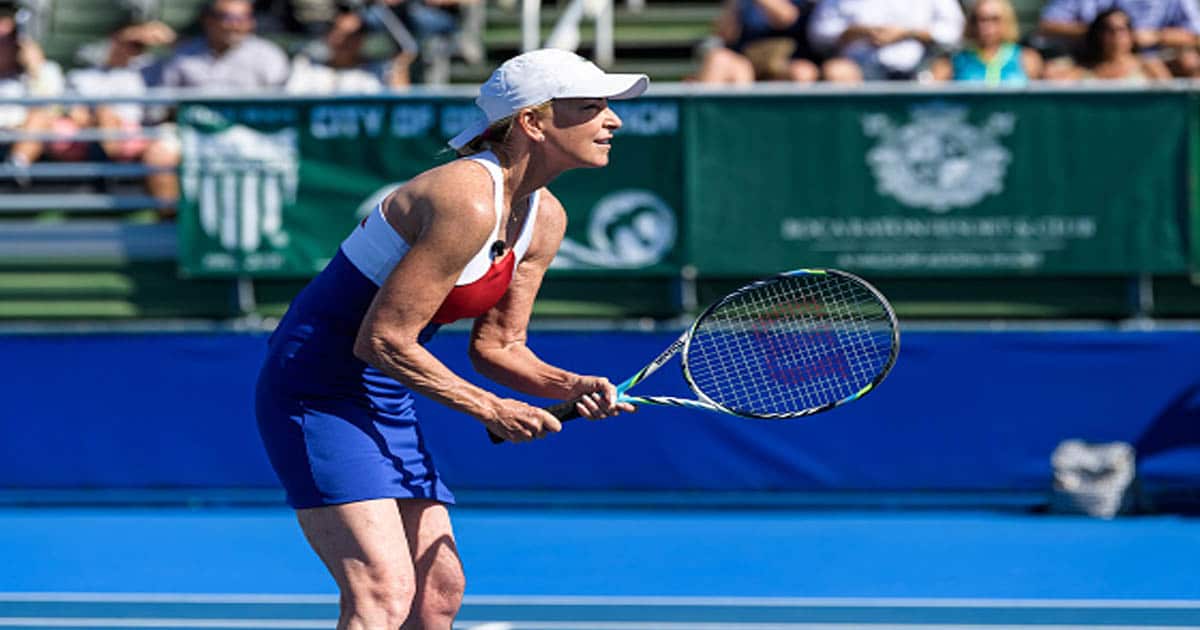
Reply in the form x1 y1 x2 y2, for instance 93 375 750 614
254 250 455 509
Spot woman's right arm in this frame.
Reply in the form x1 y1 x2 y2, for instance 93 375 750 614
714 0 741 47
351 170 562 442
928 55 953 81
1021 47 1044 80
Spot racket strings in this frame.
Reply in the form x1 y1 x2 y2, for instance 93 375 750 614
684 273 895 417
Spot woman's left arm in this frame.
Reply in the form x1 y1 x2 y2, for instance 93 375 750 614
1142 56 1174 80
469 190 633 415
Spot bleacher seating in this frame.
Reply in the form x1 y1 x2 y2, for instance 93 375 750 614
468 1 717 82
2 0 1200 323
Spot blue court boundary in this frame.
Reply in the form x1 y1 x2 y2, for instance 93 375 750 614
0 489 1054 511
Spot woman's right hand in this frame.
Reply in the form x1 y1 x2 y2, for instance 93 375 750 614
482 398 563 443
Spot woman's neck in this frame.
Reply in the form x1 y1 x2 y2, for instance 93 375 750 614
975 42 1004 58
495 147 560 207
1098 50 1134 65
329 50 360 70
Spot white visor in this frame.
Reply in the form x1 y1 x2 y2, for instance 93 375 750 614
448 48 649 150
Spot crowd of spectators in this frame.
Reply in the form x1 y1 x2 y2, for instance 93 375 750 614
695 0 1200 84
0 0 475 206
3 0 1200 207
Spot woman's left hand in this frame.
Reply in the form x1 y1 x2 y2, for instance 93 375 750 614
565 376 637 420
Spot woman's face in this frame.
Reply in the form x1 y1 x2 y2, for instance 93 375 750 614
1100 12 1134 57
204 0 254 50
326 13 365 60
540 98 623 168
971 1 1005 47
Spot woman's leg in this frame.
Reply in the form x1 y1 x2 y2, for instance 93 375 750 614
297 498 417 630
695 47 756 84
142 136 180 218
821 57 864 83
399 499 466 629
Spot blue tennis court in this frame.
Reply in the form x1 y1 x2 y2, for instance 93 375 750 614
2 504 1198 628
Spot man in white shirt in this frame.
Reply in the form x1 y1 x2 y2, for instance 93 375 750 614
286 9 409 94
155 0 289 90
144 0 288 215
807 0 964 81
0 5 64 186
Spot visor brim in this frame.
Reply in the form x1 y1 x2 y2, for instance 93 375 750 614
558 73 649 101
447 118 489 151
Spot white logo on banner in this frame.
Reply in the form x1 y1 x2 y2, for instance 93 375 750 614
862 106 1015 213
552 190 676 269
182 125 300 253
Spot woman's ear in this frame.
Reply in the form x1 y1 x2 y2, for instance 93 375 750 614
516 107 547 142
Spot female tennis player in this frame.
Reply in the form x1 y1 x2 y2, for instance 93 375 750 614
255 49 643 629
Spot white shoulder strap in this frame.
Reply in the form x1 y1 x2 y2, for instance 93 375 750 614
513 189 541 261
465 151 504 244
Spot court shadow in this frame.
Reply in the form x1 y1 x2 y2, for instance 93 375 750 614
1134 382 1200 515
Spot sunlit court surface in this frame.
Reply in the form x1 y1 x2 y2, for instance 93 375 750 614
5 0 1200 627
2 501 1199 628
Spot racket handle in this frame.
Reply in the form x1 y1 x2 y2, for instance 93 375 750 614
545 399 583 421
487 399 583 444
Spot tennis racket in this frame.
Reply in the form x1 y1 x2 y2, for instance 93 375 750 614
488 268 900 443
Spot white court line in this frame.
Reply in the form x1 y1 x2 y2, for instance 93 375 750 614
453 619 1195 624
3 593 1199 609
461 596 1200 609
1 622 1194 630
0 594 336 604
0 619 328 629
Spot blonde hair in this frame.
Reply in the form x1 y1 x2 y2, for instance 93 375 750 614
965 0 1020 45
455 101 554 158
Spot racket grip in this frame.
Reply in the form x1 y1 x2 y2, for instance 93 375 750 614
487 399 584 444
545 399 584 421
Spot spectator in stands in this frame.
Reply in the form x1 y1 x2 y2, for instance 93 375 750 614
691 0 820 82
255 0 341 36
694 0 820 83
374 0 484 85
1037 0 1200 76
286 7 414 92
47 15 176 174
930 0 1043 84
1046 8 1173 80
154 0 289 90
807 0 965 82
29 9 179 210
0 4 64 186
142 0 289 215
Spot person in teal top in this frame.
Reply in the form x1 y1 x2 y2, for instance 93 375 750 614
931 0 1042 84
951 41 1028 83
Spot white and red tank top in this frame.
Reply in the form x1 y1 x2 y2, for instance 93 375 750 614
339 151 540 324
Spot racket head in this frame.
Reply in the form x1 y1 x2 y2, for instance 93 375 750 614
680 268 899 419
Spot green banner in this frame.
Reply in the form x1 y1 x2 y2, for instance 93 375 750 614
177 97 684 277
685 92 1192 276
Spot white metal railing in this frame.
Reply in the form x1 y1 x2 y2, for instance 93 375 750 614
522 0 621 67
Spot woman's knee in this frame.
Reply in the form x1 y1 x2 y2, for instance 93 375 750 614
788 59 820 83
342 569 417 628
698 47 754 83
142 138 180 167
413 560 466 625
822 57 863 83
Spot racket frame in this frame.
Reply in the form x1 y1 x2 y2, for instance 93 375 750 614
622 268 900 419
501 268 900 441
